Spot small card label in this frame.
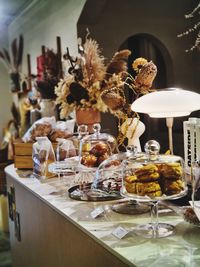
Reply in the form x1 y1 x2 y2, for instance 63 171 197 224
91 206 104 219
112 226 129 239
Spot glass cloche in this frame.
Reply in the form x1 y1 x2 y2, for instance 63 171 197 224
79 123 118 168
68 146 138 201
92 146 150 214
92 145 137 192
121 140 187 201
121 140 188 238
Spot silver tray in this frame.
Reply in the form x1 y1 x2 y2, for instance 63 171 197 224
68 183 122 201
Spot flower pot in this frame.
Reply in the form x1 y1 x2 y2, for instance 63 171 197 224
76 108 101 133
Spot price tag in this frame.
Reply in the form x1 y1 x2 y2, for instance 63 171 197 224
90 206 104 219
112 226 129 239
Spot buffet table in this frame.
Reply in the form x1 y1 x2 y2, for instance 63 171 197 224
5 164 200 267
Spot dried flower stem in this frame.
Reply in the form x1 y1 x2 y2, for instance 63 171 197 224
178 2 200 52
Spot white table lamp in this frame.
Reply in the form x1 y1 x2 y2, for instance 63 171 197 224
131 88 200 154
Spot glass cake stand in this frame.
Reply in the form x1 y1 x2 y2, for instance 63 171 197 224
120 190 187 238
121 140 188 238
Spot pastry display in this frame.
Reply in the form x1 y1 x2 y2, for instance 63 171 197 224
104 159 121 168
81 142 111 167
121 140 187 238
125 175 162 197
49 129 72 142
22 117 75 143
124 162 184 197
124 164 162 197
29 122 53 142
90 143 110 156
101 177 121 192
81 154 98 167
79 123 118 168
27 124 74 142
69 155 123 201
134 164 160 181
162 179 184 195
157 163 184 195
56 139 78 161
156 163 183 179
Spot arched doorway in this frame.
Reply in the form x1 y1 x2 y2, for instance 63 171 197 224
120 33 174 153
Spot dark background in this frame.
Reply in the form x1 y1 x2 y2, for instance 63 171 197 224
77 0 200 157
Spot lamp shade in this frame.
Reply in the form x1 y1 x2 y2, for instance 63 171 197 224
131 88 200 118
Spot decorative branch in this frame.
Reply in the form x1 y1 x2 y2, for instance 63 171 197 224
178 2 200 52
17 35 24 71
0 35 24 71
3 48 11 66
11 38 18 70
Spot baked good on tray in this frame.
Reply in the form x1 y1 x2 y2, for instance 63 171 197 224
81 142 111 167
124 162 184 197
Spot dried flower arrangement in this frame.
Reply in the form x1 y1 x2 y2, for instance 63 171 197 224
178 2 200 52
101 56 157 146
0 35 24 92
55 36 130 119
55 34 157 147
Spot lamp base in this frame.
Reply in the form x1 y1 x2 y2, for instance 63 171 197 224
166 117 174 154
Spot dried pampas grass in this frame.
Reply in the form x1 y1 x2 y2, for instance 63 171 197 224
83 38 106 85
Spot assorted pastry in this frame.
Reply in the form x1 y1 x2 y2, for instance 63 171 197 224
49 129 73 142
22 116 74 143
81 141 112 167
101 177 122 192
29 122 53 142
124 162 184 197
28 123 73 142
57 139 77 161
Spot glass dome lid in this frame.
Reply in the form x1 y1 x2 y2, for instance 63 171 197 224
121 140 187 201
79 123 118 168
92 146 141 196
68 147 140 202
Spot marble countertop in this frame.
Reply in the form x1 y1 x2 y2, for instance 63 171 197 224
5 164 200 267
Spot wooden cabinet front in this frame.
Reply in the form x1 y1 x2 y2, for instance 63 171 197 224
6 174 130 267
